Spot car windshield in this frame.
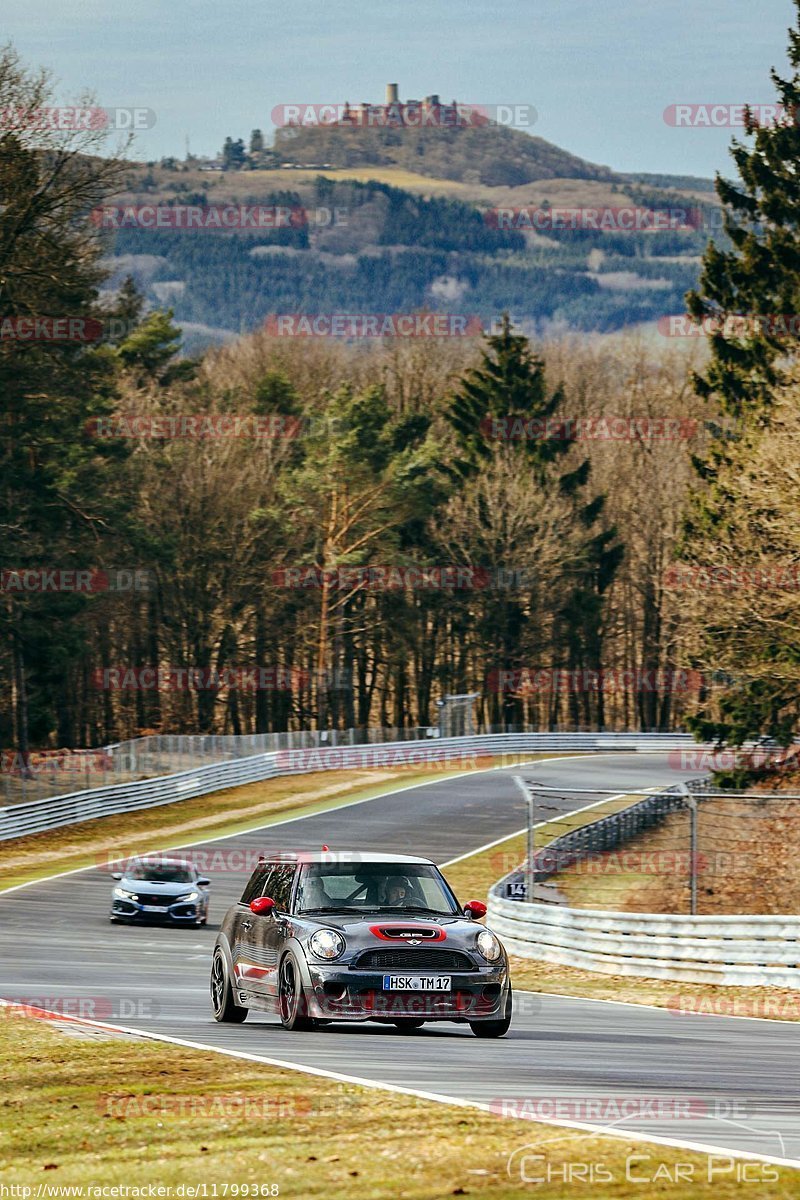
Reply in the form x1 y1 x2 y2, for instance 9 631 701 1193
295 863 458 915
127 864 194 883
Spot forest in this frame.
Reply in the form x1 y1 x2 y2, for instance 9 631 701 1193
3 40 800 757
106 175 708 342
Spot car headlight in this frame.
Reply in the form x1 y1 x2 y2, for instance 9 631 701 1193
113 887 136 900
309 929 345 960
476 929 503 962
176 892 200 902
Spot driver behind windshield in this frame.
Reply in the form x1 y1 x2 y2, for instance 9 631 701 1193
383 875 412 906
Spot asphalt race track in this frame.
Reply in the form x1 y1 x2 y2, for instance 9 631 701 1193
2 753 799 1167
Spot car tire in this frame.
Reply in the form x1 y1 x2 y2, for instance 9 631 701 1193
211 948 248 1023
278 954 316 1031
109 915 119 923
392 1019 425 1032
469 989 512 1038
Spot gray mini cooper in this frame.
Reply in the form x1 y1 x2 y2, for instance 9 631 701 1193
211 851 512 1036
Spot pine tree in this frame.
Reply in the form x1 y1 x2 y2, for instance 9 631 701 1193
0 45 132 756
444 316 623 728
686 1 800 423
681 3 800 749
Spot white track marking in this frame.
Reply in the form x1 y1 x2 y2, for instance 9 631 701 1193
0 998 795 1169
441 785 638 866
0 752 620 896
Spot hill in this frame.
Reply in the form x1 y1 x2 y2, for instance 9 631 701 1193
273 121 618 188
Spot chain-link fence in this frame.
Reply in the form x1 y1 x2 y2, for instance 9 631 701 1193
0 726 718 806
503 779 800 916
0 727 436 805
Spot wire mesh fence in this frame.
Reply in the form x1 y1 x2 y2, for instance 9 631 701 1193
0 726 714 806
0 727 434 806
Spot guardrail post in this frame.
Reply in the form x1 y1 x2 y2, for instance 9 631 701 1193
677 784 698 915
514 775 538 900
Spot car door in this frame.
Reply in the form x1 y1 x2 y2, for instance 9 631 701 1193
248 863 297 1003
229 862 271 999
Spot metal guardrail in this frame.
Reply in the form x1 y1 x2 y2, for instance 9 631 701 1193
1 726 442 806
487 893 800 986
0 730 713 841
2 725 711 805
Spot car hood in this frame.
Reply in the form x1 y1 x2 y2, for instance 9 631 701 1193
118 878 198 897
304 913 483 939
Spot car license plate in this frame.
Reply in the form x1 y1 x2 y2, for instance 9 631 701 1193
382 975 451 991
142 905 168 912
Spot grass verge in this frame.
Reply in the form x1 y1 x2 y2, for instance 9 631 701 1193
0 1012 795 1196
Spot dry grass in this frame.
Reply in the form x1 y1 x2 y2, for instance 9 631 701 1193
0 1012 795 1196
123 163 654 211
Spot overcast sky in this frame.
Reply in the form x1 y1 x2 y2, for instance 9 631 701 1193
6 0 796 177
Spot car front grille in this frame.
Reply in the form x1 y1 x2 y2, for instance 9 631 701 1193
353 949 476 972
135 894 173 906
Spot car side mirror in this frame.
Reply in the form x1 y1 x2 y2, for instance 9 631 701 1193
111 872 123 881
197 877 210 887
463 900 487 920
250 896 276 916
